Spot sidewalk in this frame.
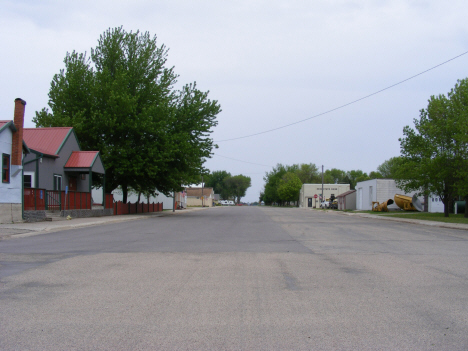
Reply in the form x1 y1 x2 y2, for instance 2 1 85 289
0 207 209 240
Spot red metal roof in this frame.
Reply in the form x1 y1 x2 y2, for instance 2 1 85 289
23 127 72 156
336 190 356 198
64 151 99 168
0 120 14 132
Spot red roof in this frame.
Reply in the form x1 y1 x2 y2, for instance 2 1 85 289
23 127 72 156
336 190 356 198
0 120 14 132
65 151 99 168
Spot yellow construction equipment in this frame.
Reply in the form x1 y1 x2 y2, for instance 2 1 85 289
393 194 423 211
372 199 394 212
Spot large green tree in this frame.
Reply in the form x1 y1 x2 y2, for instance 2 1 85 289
262 164 288 205
448 79 468 217
224 175 251 204
296 163 321 183
277 172 302 205
205 170 233 200
377 157 404 179
396 89 462 217
343 170 370 189
34 27 220 202
323 168 346 184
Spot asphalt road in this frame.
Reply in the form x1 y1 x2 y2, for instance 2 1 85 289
1 207 467 350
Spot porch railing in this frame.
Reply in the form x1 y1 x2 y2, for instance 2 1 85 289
24 188 113 211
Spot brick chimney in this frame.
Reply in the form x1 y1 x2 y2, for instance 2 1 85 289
12 98 26 166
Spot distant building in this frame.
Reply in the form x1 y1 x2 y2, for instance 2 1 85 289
186 187 214 207
336 190 356 210
299 183 350 208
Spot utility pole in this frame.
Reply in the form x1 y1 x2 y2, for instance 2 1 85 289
321 165 324 203
201 175 204 207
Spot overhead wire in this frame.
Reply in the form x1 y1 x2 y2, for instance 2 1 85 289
212 153 273 167
214 51 468 143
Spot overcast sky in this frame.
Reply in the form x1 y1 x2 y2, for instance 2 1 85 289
1 0 467 202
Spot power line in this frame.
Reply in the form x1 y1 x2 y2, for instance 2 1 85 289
213 153 273 167
214 51 468 143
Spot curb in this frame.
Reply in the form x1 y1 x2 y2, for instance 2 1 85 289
330 209 468 231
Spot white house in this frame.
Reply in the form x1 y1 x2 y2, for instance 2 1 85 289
0 98 29 223
186 187 214 207
355 179 421 211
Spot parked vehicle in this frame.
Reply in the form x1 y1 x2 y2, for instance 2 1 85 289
320 201 330 209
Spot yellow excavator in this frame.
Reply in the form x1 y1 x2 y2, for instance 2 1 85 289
372 194 423 212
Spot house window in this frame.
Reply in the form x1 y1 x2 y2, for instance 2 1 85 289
54 174 62 191
24 172 35 188
2 154 10 183
24 174 32 188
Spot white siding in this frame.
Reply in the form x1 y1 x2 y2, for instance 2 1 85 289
0 127 22 204
428 195 444 213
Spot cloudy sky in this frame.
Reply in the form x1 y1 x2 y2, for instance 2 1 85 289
1 0 467 202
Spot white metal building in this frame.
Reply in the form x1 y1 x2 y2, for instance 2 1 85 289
355 179 420 211
299 183 350 208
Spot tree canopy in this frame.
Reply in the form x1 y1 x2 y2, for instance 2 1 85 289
377 157 403 179
204 170 232 200
34 27 221 202
224 174 251 204
396 78 468 217
277 172 303 203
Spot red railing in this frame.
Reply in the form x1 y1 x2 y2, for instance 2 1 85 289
105 193 114 209
24 188 47 211
114 201 163 215
24 188 110 211
24 189 159 215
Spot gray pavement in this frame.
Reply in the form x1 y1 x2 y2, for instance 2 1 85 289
1 206 467 241
1 206 468 350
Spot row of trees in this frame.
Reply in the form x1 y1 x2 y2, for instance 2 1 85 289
260 163 390 206
204 171 251 204
395 78 468 217
34 27 221 203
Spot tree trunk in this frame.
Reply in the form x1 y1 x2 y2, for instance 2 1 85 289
465 195 468 218
122 185 128 204
443 195 449 218
137 192 141 203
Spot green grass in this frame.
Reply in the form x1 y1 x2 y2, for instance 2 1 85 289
379 212 468 224
340 210 468 224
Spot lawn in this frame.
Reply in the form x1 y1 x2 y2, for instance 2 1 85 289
378 212 468 224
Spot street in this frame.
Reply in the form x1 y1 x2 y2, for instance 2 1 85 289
1 207 468 350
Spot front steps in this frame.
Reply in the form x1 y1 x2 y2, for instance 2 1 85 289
44 210 66 221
